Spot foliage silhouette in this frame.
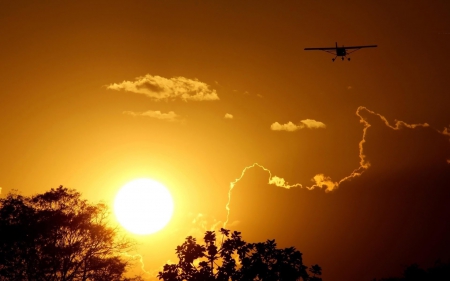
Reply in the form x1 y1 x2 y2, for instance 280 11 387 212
371 260 450 281
158 228 321 281
0 186 140 281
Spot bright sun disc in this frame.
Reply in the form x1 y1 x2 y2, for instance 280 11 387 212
114 178 174 235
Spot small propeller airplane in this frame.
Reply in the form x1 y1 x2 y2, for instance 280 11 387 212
304 42 377 61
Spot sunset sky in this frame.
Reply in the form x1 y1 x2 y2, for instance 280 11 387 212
1 1 450 280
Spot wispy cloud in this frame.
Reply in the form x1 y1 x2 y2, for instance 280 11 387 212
123 110 182 122
224 113 234 119
270 119 326 131
244 90 264 98
107 74 219 102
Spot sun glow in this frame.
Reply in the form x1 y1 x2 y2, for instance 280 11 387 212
114 178 174 235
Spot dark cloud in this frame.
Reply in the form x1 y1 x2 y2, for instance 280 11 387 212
227 107 450 281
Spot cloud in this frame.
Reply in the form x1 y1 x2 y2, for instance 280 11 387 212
270 119 326 131
224 113 234 119
268 176 288 187
188 213 224 242
123 110 182 122
301 119 327 129
107 74 219 102
311 174 338 192
225 106 450 227
271 121 300 131
243 90 264 98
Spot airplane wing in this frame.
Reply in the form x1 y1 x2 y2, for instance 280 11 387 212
304 45 377 51
304 44 377 57
343 45 377 49
304 47 338 56
304 47 336 51
344 45 377 55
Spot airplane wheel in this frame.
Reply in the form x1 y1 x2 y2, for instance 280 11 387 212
348 58 351 61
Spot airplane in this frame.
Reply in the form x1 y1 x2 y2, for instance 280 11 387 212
304 42 377 61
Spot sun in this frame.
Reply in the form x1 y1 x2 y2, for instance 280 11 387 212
114 178 174 235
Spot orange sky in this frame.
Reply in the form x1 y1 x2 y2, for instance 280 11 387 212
1 1 450 280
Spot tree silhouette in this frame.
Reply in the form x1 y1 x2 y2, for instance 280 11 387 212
309 264 322 281
371 260 450 281
158 228 321 281
0 186 139 281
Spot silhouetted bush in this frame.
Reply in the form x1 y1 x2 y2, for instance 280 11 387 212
158 228 322 281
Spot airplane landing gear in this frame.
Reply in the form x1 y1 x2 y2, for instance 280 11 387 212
332 58 335 62
348 57 351 61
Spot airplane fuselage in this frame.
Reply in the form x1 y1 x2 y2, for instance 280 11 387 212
336 48 346 57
